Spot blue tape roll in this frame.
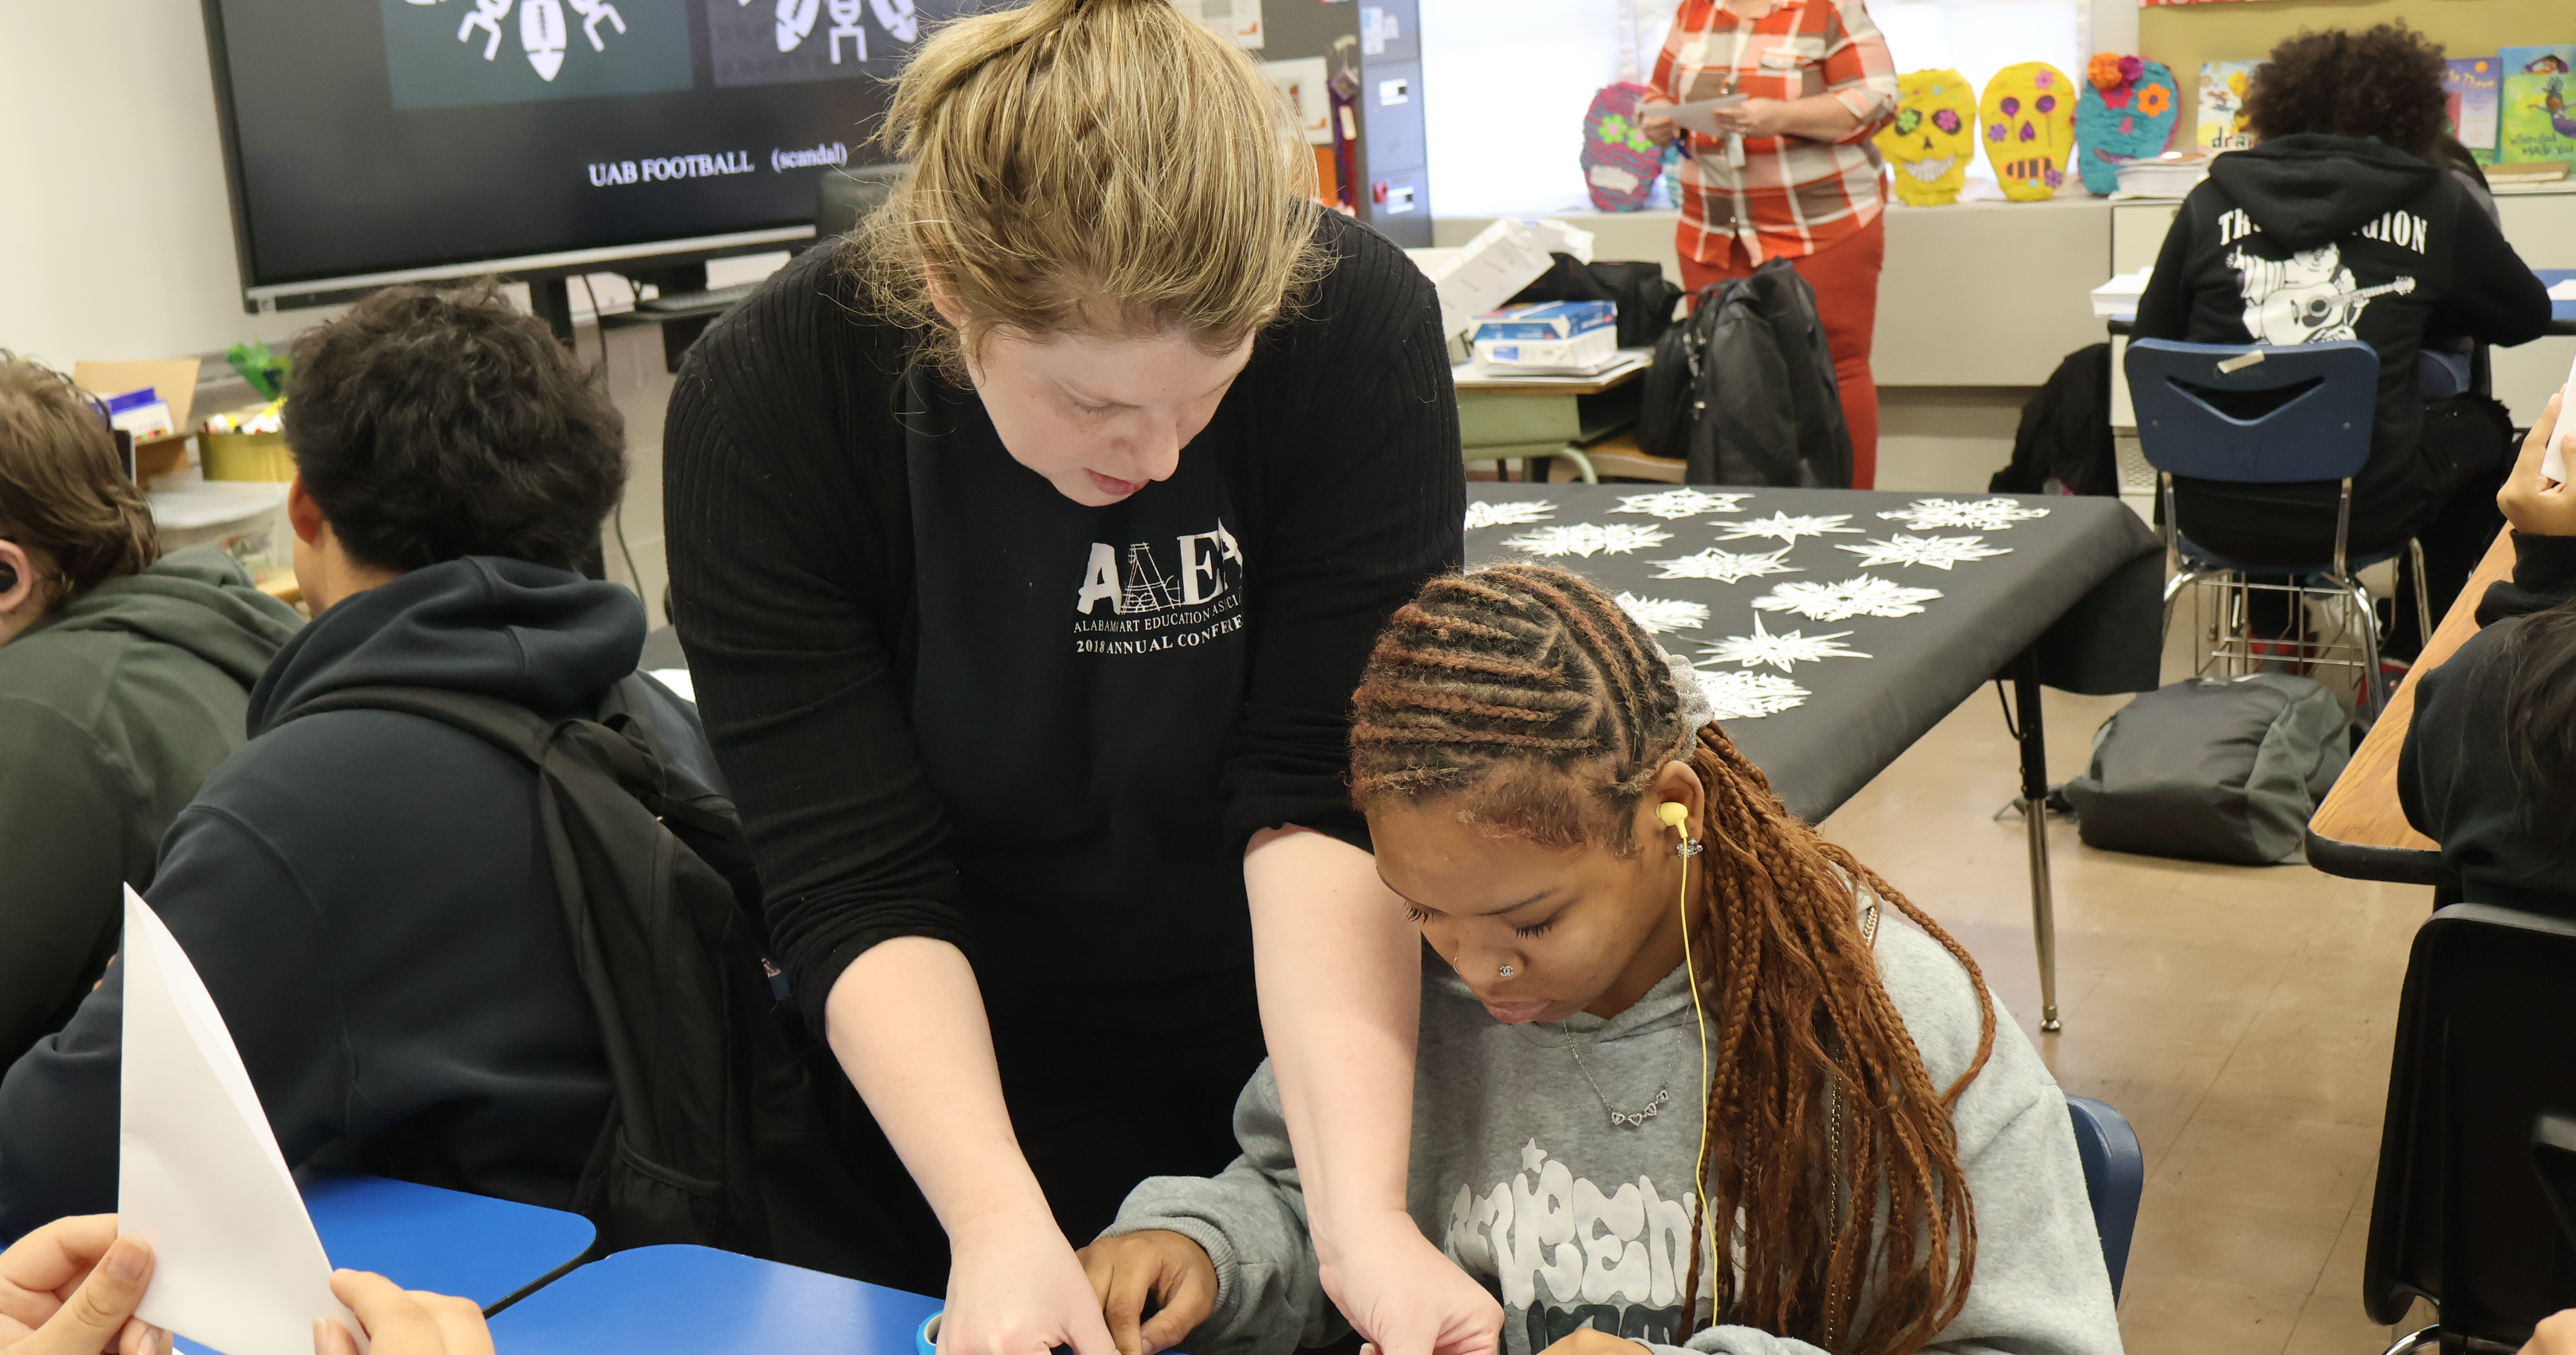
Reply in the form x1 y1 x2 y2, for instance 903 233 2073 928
918 1312 942 1355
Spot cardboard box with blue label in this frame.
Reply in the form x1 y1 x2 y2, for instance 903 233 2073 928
1471 300 1616 343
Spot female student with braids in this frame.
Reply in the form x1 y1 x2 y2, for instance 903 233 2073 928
1076 564 2118 1355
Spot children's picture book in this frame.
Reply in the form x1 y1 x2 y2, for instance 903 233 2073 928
2499 45 2576 168
2196 60 2258 152
2447 56 2501 158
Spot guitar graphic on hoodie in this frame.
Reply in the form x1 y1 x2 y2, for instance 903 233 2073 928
2229 243 2417 345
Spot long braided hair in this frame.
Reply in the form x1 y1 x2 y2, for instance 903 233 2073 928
1350 564 1997 1355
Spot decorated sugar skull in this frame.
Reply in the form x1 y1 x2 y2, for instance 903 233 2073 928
1874 70 1977 206
2074 54 2181 194
1580 81 1666 212
1981 62 2076 201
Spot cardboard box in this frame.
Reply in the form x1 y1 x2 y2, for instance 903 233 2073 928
1473 301 1615 343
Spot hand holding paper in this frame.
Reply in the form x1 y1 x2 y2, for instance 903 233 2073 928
115 888 365 1355
2502 392 2576 539
1637 94 1747 139
2544 354 2576 486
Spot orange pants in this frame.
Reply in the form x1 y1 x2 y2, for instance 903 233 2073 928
1678 212 1885 489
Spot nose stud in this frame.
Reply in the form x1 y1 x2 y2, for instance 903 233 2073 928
1498 964 1517 979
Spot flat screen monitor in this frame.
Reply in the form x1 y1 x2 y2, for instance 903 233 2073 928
200 0 977 309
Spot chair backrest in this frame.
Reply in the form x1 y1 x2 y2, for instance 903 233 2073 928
2066 1095 2143 1302
2363 903 2576 1342
2124 338 2379 483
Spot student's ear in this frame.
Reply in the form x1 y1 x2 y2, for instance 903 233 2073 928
0 540 34 616
1645 758 1709 846
286 475 326 547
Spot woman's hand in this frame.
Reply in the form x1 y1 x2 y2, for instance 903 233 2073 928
1317 1211 1501 1355
1638 115 1679 145
1707 98 1787 139
1709 94 1861 144
0 1216 163 1355
940 1210 1119 1355
314 1271 492 1355
2501 391 2576 534
1075 1231 1215 1355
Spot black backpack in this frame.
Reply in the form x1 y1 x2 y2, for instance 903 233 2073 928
284 676 941 1289
1990 343 2118 497
1506 253 1687 349
1637 258 1852 487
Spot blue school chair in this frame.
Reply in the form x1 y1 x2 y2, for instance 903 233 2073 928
2126 337 2429 715
2365 903 2576 1353
2066 1095 2142 1302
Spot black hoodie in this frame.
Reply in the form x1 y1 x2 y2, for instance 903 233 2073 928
0 557 711 1239
2134 134 2550 561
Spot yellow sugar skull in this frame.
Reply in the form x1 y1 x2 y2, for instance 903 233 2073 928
1875 69 1978 206
1981 61 2077 201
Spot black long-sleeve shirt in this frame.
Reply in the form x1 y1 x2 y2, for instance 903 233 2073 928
663 211 1464 1030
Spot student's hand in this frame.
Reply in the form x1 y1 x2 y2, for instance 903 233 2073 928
940 1213 1119 1355
1318 1212 1502 1355
1536 1330 1653 1355
313 1270 492 1355
1074 1231 1215 1355
0 1216 165 1355
2523 1310 2576 1355
2501 391 2576 534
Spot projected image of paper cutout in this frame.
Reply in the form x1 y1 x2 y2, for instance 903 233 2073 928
1613 488 1752 520
705 0 959 88
1754 575 1942 621
1699 614 1868 672
1835 533 2008 570
1502 522 1672 558
1465 500 1556 530
119 888 364 1355
1652 546 1799 585
1716 512 1859 544
1614 592 1710 634
1875 497 2050 531
382 0 693 109
1693 669 1810 720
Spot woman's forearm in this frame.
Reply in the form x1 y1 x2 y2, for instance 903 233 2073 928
1243 826 1423 1259
1772 94 1864 143
823 937 1054 1236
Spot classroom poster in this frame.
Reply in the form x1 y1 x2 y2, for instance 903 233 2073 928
2447 56 2501 159
2195 60 2258 152
2498 45 2576 166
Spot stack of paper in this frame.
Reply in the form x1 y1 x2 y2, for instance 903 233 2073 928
2091 269 2154 318
118 887 366 1355
2110 152 2211 200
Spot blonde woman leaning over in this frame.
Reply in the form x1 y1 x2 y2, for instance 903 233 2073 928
660 3 1479 1355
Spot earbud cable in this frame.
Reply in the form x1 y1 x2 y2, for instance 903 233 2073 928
1678 816 1716 1331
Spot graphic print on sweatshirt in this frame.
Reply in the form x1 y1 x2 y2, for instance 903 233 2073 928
2215 206 2421 345
1440 1138 1711 1353
1072 521 1247 656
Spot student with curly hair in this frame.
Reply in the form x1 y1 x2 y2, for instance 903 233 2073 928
1077 564 2117 1355
0 355 301 1071
2134 23 2551 658
0 283 710 1237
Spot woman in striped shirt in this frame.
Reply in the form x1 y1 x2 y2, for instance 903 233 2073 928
1646 0 1900 486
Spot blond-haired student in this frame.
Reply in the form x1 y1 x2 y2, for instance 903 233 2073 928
660 2 1476 1354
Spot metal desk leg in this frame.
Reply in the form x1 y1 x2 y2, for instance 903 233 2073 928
2011 647 2062 1032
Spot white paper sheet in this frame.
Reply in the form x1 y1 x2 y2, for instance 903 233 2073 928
1637 94 1747 139
2547 279 2576 301
118 888 366 1355
2546 351 2575 486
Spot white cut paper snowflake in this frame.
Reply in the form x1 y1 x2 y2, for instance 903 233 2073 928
1501 522 1672 558
1835 533 2009 571
1715 512 1861 544
1698 614 1870 672
1875 497 2051 532
1613 591 1710 634
1465 500 1556 530
1693 669 1811 721
1752 574 1944 622
1650 546 1800 585
1613 488 1752 520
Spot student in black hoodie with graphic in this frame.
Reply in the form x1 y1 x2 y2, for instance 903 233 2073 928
2134 23 2551 653
0 283 701 1239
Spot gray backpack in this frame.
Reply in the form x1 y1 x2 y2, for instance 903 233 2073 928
2064 673 2353 865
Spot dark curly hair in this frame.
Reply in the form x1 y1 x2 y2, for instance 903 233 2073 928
2245 23 2449 161
284 282 625 573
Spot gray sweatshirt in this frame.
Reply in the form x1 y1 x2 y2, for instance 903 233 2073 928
1105 904 2123 1355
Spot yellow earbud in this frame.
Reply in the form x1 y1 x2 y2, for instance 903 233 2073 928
1658 801 1688 831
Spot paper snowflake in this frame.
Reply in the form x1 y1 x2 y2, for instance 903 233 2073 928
1613 591 1710 634
1835 533 2008 571
1465 500 1556 531
1650 546 1800 585
1613 488 1752 520
1698 614 1870 672
1693 669 1811 721
1715 512 1860 544
1875 497 2051 532
1752 575 1944 622
1501 522 1672 558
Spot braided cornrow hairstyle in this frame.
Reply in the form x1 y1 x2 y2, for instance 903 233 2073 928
1350 564 1999 1355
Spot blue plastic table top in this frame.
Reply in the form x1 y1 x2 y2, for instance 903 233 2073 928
489 1245 943 1355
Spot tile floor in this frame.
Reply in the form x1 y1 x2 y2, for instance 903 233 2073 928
1816 682 2430 1355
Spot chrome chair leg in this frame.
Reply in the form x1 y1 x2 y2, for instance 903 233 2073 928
2408 537 2433 652
2347 574 2388 716
2380 1324 2439 1355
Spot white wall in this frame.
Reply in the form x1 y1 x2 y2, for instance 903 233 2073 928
0 1 316 369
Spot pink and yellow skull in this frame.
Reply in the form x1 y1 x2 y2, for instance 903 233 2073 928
1981 62 2076 201
1874 69 1978 206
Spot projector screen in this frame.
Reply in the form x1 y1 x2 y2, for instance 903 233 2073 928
202 0 975 304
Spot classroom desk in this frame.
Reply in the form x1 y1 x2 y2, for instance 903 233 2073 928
488 1245 940 1355
1455 352 1651 485
2303 528 2519 884
1468 484 2164 1030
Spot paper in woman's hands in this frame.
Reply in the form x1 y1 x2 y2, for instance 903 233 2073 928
1637 93 1747 138
117 887 367 1355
